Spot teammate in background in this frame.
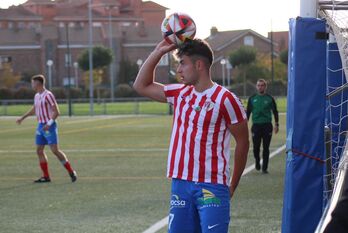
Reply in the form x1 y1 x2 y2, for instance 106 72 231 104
16 75 77 183
247 79 279 174
133 39 249 233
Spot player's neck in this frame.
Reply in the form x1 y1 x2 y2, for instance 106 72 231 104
37 87 46 94
193 76 214 93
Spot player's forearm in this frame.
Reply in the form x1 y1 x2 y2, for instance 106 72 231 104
21 107 35 120
272 98 279 124
274 113 279 126
51 110 59 121
246 101 252 120
51 104 61 120
246 111 251 120
44 105 60 126
230 140 249 194
133 50 163 93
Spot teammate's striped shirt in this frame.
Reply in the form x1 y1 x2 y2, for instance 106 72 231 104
34 90 57 123
163 83 247 186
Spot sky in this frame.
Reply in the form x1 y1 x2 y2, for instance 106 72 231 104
0 0 301 38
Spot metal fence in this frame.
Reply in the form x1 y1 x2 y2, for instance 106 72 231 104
0 96 286 116
0 98 173 116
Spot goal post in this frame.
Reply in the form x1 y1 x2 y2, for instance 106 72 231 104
283 1 348 233
281 17 327 233
315 1 348 232
300 0 318 17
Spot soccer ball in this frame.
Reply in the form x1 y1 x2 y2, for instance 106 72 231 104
161 13 196 46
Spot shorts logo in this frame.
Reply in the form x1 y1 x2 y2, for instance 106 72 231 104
170 195 186 209
197 189 221 208
208 224 219 230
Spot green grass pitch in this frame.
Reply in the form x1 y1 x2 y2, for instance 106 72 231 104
0 114 286 233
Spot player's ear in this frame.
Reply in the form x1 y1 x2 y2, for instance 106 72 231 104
195 59 204 71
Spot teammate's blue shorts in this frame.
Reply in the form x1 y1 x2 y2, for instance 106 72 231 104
35 122 58 145
168 178 230 233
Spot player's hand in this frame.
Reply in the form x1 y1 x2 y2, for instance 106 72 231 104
154 40 176 55
274 125 279 134
43 124 50 131
16 117 23 125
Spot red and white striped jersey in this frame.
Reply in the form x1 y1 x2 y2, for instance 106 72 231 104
34 90 57 123
164 83 247 186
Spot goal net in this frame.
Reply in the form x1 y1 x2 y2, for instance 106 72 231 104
316 1 348 232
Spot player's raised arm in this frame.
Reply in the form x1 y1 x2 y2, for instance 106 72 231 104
16 105 35 125
228 120 249 198
133 40 176 103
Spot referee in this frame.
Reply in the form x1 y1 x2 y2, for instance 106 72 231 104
247 79 279 173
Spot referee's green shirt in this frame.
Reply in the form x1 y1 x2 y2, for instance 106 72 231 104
247 94 279 125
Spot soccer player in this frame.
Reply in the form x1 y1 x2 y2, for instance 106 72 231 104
16 74 77 183
247 79 279 174
133 39 249 233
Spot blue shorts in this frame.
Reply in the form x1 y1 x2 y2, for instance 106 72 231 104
168 179 230 233
35 122 58 145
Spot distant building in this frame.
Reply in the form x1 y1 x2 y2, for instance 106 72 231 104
0 0 169 88
268 31 289 52
205 27 277 84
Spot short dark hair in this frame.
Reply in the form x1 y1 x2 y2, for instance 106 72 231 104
31 74 45 85
176 39 214 67
257 79 267 86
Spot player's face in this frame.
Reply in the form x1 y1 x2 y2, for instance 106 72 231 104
176 55 199 85
256 81 267 94
31 80 42 92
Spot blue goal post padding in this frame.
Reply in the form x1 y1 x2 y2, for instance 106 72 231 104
282 18 327 233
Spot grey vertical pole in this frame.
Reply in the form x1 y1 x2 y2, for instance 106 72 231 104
108 8 115 102
66 24 72 117
324 126 333 197
88 0 94 115
48 66 52 89
271 29 274 94
300 0 318 17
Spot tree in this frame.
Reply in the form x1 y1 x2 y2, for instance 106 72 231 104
118 60 139 85
0 63 21 88
280 49 288 65
78 45 113 71
228 50 288 96
82 69 103 88
257 53 287 82
77 45 113 95
229 46 257 96
21 71 37 83
229 46 257 67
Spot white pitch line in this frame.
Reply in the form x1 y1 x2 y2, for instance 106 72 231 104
142 217 169 233
242 144 286 175
141 144 286 233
